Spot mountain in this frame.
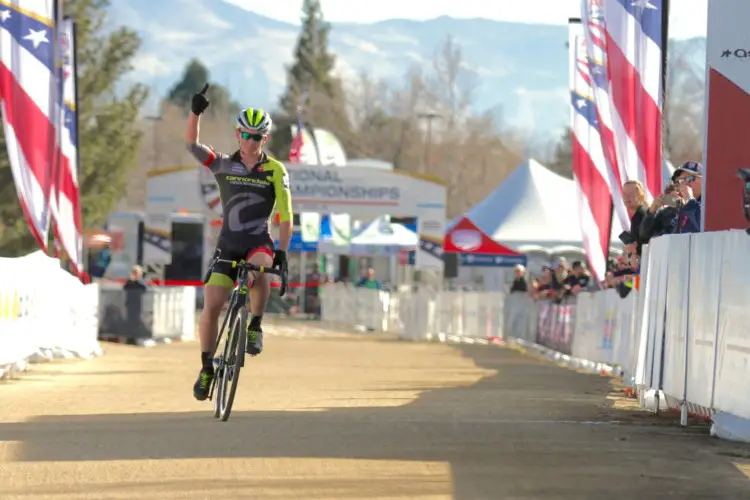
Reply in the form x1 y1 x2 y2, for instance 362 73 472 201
109 0 706 140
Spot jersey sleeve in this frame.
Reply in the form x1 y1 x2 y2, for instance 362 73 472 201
272 162 293 222
187 143 225 172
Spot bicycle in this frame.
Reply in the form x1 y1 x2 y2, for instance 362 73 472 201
204 253 288 422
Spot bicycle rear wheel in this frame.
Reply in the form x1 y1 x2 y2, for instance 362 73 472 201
216 307 247 421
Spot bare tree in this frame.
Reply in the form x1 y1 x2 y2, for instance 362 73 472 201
665 40 705 167
117 100 238 212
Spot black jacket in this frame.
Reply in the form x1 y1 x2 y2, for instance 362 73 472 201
639 206 678 243
630 205 648 254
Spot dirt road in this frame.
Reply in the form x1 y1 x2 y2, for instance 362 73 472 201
1 326 749 499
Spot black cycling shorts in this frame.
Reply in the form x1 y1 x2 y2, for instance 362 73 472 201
205 235 274 289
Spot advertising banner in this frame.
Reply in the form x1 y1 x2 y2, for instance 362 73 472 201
703 0 750 231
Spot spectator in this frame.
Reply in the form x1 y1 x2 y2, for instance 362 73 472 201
674 161 703 233
551 259 569 302
123 265 148 338
553 258 568 286
563 260 591 296
355 267 381 290
510 264 528 293
535 266 556 300
123 265 147 292
640 172 680 244
623 180 649 255
529 277 540 297
612 255 636 299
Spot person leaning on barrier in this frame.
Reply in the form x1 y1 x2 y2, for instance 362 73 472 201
639 171 680 244
562 260 591 297
622 180 649 256
122 265 149 338
510 264 528 293
355 268 382 290
535 266 556 300
674 161 703 234
123 265 148 292
611 255 636 299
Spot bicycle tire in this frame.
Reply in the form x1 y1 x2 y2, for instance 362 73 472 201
218 307 247 422
212 307 237 419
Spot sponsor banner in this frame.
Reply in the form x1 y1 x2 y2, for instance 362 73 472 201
537 300 576 355
300 212 321 242
444 217 524 256
703 0 750 231
143 213 171 265
415 218 444 270
287 167 445 219
406 251 526 268
460 253 527 268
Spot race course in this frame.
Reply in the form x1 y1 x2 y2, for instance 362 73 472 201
2 322 749 499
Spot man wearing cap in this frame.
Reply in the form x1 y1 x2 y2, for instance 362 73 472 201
674 161 702 233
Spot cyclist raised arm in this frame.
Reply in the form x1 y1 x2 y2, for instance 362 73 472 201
185 83 293 401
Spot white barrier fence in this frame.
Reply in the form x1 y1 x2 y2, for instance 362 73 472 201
98 285 196 342
321 230 750 443
0 251 101 377
320 286 506 343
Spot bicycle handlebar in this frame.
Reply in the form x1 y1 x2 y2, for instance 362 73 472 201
213 258 289 296
215 259 283 274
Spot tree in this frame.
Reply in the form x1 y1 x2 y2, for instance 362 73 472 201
0 0 148 256
548 128 574 179
280 0 337 112
665 40 704 167
346 38 523 217
166 59 240 117
278 0 352 154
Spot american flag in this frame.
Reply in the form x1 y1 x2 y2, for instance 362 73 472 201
288 109 304 164
0 1 62 252
596 0 664 201
581 0 629 230
53 18 83 276
569 20 612 282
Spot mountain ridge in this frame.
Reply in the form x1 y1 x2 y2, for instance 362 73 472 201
110 0 706 140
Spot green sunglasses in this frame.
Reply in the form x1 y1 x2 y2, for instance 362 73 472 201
239 131 265 142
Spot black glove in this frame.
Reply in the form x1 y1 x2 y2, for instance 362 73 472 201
272 250 287 269
191 83 210 115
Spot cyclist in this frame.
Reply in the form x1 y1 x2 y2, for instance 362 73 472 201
185 84 292 401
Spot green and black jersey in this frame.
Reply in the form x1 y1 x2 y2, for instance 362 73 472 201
188 142 292 249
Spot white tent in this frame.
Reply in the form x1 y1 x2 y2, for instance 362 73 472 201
465 159 626 250
320 216 417 256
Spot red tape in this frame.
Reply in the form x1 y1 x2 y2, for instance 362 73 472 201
107 278 321 288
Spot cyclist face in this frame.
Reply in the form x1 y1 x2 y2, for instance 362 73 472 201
236 128 268 160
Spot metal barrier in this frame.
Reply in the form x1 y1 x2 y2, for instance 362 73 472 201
320 232 750 443
98 286 196 342
321 283 506 342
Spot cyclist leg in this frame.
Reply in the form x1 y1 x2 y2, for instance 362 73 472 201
193 247 237 401
245 240 274 355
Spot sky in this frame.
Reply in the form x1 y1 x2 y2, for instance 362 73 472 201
225 0 708 39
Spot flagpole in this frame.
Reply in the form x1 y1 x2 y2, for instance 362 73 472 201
69 17 86 279
49 0 63 259
661 0 670 165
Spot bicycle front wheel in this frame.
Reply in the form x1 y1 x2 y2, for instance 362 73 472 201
217 307 247 422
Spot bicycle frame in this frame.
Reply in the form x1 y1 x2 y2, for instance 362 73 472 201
206 256 288 404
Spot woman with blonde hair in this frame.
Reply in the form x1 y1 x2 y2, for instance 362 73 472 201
622 180 649 256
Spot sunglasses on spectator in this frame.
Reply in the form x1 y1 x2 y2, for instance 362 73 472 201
686 175 700 184
239 131 265 142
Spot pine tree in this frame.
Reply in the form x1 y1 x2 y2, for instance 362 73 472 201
279 0 339 113
166 59 240 117
549 128 574 179
0 0 148 255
